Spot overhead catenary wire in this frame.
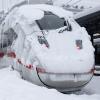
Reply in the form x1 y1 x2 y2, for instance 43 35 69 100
71 0 82 6
66 0 73 5
27 0 30 4
67 0 82 7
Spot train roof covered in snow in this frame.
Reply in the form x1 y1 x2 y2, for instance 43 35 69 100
14 4 73 21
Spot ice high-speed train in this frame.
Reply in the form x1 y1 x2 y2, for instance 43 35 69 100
0 4 95 92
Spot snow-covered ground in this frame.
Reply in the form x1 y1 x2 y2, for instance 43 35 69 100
0 67 100 100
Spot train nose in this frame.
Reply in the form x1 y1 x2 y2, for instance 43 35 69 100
35 53 94 92
36 66 94 92
36 52 94 74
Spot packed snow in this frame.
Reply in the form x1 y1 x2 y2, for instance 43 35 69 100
0 67 100 100
30 4 73 17
3 4 94 73
17 4 73 19
18 7 44 21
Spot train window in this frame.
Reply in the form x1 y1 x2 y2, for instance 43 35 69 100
0 28 17 48
36 12 72 31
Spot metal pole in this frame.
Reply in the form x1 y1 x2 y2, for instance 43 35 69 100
27 0 29 4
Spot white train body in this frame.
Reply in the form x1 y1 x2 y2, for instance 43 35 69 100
0 4 95 92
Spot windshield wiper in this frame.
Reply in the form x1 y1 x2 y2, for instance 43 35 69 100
66 20 72 31
59 20 72 33
59 27 68 33
38 36 49 48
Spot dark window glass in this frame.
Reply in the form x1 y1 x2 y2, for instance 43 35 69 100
0 28 17 48
36 12 67 30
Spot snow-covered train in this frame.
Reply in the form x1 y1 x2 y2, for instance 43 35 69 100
0 4 95 92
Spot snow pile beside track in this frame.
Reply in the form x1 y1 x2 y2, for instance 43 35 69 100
0 67 99 100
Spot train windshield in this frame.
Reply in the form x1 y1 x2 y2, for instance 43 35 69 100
36 12 72 30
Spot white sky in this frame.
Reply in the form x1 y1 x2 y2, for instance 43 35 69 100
0 0 25 12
